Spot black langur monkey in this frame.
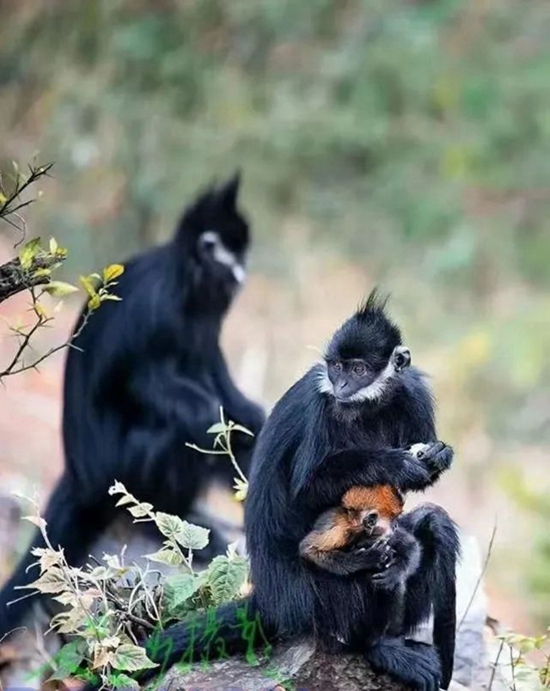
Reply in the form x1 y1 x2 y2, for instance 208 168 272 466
0 174 265 639
142 291 459 691
298 484 409 577
299 484 429 659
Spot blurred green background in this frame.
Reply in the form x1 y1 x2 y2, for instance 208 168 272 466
0 0 549 631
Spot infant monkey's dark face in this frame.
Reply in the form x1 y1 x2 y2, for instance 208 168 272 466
361 509 393 539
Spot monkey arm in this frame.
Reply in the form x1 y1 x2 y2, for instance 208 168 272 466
127 363 222 448
212 349 266 439
299 509 393 576
294 448 432 513
295 442 453 513
300 542 392 576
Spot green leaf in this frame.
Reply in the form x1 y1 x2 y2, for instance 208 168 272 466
110 673 140 690
207 422 227 434
205 555 248 605
154 513 185 540
127 502 153 518
19 238 42 270
176 520 210 550
110 644 158 672
146 547 183 567
80 274 98 298
49 237 58 254
43 281 79 297
88 294 102 311
33 268 51 279
48 640 86 681
230 424 254 436
164 573 201 611
103 263 125 283
101 294 123 302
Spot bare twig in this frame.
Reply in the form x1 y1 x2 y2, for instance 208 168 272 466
458 521 498 632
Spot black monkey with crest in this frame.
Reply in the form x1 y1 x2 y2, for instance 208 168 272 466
144 292 459 691
0 174 264 639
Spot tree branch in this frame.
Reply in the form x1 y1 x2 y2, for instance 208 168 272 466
0 254 66 305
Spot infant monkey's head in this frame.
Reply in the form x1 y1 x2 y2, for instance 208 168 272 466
341 485 404 540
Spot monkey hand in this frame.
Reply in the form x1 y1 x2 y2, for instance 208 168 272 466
408 440 453 479
353 539 394 572
370 558 404 591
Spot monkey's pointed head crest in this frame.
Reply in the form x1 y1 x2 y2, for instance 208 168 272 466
326 288 402 362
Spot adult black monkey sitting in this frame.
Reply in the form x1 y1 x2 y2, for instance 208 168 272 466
145 292 458 691
0 174 264 639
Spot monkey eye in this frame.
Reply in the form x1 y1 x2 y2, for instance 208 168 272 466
352 363 366 376
333 361 343 372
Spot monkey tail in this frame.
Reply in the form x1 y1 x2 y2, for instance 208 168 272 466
0 474 108 639
141 596 271 681
82 597 271 691
433 521 461 690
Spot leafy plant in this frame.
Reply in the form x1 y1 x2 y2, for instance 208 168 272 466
490 628 550 690
16 413 252 688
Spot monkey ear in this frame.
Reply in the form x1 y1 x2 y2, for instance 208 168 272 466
218 171 241 210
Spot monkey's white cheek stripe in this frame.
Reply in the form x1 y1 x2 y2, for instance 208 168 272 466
316 365 333 395
348 361 396 403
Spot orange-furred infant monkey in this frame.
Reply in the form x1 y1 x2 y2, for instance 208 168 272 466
299 484 420 584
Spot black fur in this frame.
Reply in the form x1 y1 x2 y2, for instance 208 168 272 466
0 175 265 639
143 295 458 691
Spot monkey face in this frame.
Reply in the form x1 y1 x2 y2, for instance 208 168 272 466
359 509 393 539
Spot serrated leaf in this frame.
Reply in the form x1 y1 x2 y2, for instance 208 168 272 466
43 281 79 297
31 546 64 572
110 644 158 673
146 547 183 567
92 647 114 670
24 567 67 594
110 673 140 690
103 264 125 283
154 513 185 540
128 502 153 518
54 591 77 607
176 521 210 550
48 640 86 681
164 574 201 611
205 555 249 606
87 565 118 581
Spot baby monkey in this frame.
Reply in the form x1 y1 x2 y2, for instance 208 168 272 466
300 484 420 588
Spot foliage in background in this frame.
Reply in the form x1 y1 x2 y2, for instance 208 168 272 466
500 467 550 626
0 159 125 379
491 628 550 690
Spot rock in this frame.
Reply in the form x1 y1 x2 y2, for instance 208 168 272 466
160 639 407 691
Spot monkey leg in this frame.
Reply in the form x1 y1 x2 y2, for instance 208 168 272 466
397 503 460 690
